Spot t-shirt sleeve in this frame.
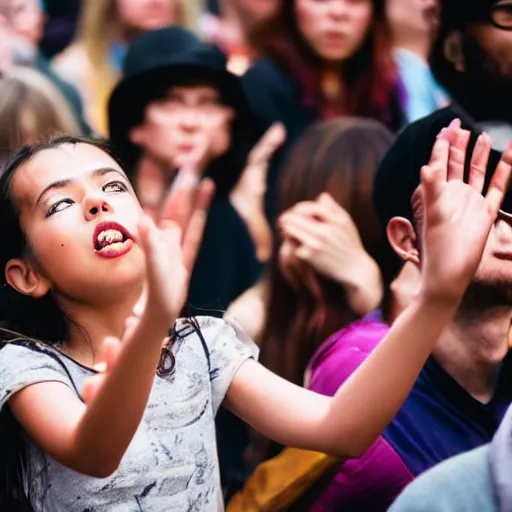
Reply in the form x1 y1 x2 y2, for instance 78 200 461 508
196 316 259 414
0 343 74 410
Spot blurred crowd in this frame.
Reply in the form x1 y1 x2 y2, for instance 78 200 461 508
2 0 512 511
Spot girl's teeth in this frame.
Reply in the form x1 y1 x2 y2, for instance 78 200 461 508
98 229 123 247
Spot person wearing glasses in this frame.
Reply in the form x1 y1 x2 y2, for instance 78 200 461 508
383 2 512 510
416 0 512 151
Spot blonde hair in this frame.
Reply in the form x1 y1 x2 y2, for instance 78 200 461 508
77 0 191 133
0 66 82 167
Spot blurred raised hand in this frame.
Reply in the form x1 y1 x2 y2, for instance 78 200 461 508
230 122 286 261
279 193 383 315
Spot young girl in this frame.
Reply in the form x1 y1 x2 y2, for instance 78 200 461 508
0 129 509 511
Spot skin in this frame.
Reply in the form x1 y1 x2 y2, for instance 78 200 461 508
467 19 512 78
388 123 512 403
131 84 283 261
116 0 179 33
279 193 383 316
5 132 512 481
129 85 234 173
0 0 43 47
386 0 439 58
294 0 373 62
232 0 279 22
446 2 512 77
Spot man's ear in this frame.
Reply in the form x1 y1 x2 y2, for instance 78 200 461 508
387 217 420 266
5 258 51 298
443 30 465 72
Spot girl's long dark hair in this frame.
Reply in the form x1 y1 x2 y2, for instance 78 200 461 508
0 135 199 510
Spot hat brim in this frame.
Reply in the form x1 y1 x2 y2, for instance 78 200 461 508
108 63 252 164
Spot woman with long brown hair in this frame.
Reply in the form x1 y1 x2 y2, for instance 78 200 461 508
260 117 396 387
243 0 404 156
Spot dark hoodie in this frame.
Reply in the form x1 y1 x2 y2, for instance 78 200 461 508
388 403 512 512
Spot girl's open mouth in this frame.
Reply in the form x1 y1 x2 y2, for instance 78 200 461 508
93 221 134 259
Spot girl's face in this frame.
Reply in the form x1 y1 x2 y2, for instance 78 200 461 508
294 0 373 62
116 0 179 32
8 143 146 305
130 84 234 171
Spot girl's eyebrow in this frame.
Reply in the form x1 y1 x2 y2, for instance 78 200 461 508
35 167 126 207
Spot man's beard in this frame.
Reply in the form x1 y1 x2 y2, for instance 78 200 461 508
455 34 512 124
457 276 512 320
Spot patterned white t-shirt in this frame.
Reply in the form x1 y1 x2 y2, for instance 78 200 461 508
0 316 258 512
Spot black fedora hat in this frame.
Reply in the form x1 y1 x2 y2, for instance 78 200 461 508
108 26 254 172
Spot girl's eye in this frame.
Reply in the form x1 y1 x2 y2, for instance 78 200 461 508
46 199 74 217
103 181 128 193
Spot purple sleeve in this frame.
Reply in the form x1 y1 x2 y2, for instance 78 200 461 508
308 322 389 397
307 322 414 511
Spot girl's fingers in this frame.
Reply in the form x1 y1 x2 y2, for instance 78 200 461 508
159 166 199 236
83 337 121 403
422 138 450 203
137 215 165 285
447 127 471 182
420 165 442 207
101 336 122 369
182 179 215 272
468 133 492 193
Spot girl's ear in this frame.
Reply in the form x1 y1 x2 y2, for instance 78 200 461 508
5 258 51 298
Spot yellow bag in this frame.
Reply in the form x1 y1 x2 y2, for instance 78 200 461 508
227 448 338 512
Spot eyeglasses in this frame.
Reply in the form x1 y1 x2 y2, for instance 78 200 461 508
490 2 512 30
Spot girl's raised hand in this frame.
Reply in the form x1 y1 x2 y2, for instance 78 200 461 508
230 122 286 261
81 168 214 402
417 119 512 305
137 166 215 324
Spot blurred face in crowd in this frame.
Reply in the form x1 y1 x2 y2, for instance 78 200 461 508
232 0 279 23
294 0 373 62
116 0 179 32
0 0 44 46
464 2 512 79
386 0 440 43
129 84 235 171
442 1 512 121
